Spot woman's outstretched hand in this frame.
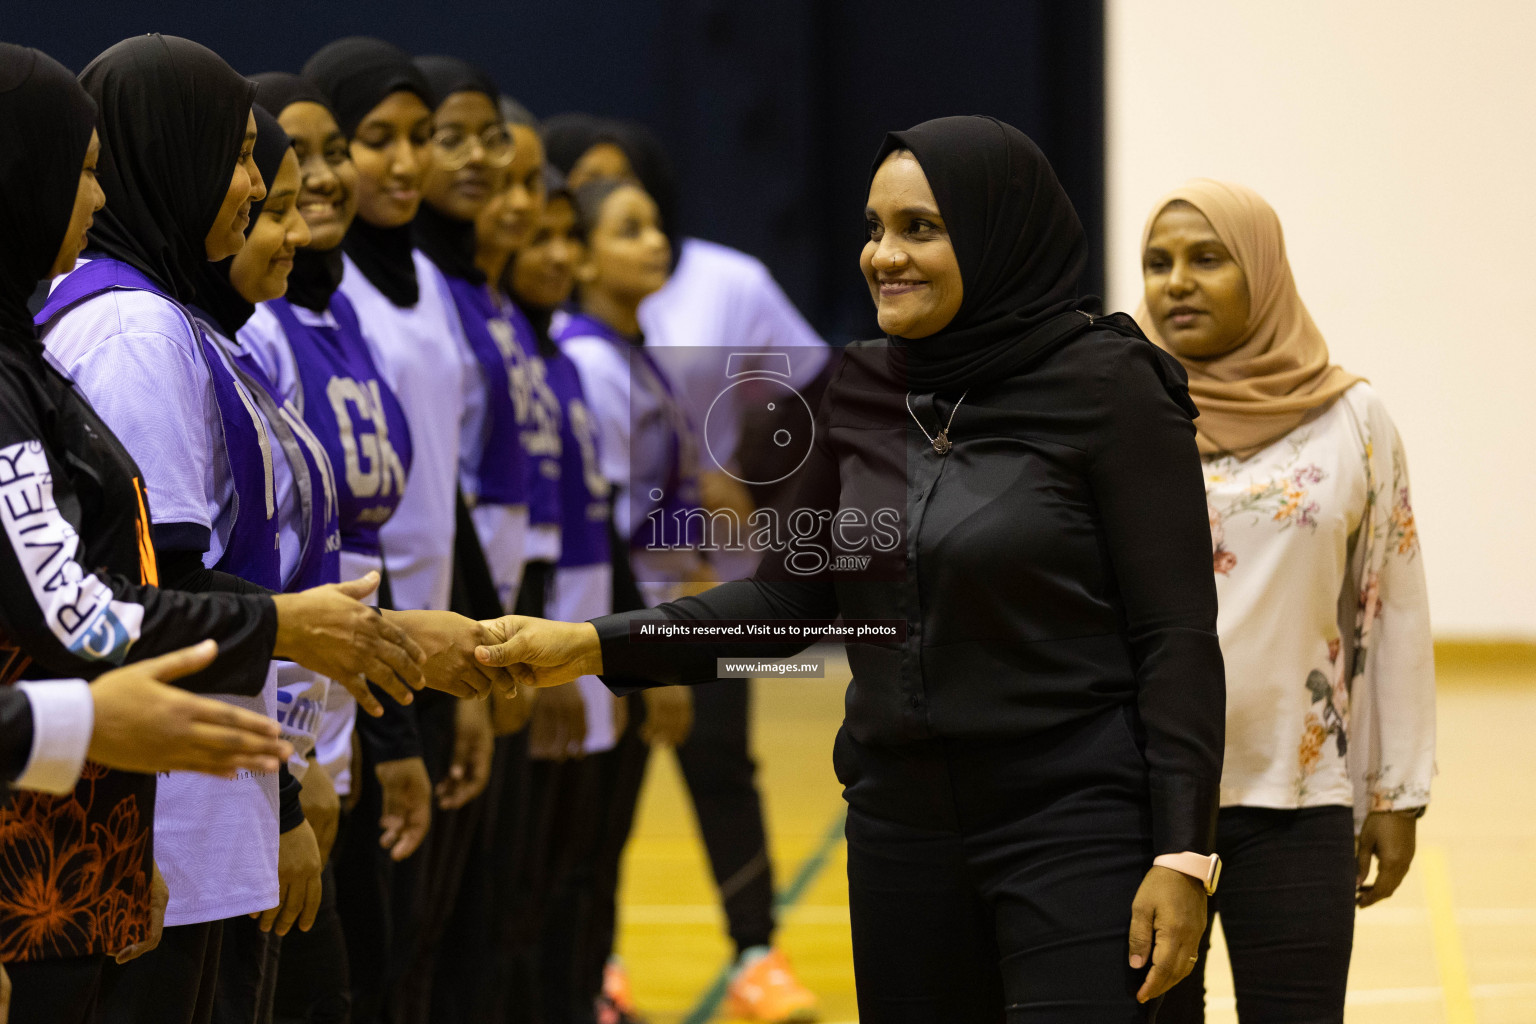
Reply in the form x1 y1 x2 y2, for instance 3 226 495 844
474 616 603 694
271 573 427 716
1128 865 1208 1003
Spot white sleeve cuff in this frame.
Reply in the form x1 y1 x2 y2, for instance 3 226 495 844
13 680 95 795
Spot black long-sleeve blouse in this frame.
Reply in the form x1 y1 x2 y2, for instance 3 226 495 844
0 341 277 961
592 324 1225 855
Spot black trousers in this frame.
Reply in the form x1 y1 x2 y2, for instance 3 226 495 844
837 705 1158 1024
212 914 281 1024
672 679 776 953
385 689 480 1024
332 772 394 1024
5 953 106 1024
96 920 223 1024
1159 806 1356 1024
272 862 350 1024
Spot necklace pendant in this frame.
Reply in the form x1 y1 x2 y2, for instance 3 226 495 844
932 431 953 455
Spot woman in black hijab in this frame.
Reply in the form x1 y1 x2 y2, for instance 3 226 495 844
303 36 434 308
0 42 296 1024
478 116 1227 1021
37 35 439 1024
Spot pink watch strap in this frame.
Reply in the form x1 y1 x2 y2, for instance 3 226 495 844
1153 851 1221 895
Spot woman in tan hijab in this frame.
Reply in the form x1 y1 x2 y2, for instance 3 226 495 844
1138 180 1436 1022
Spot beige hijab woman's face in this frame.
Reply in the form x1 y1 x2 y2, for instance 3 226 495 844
1142 201 1251 358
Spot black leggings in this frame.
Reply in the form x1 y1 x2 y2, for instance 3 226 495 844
838 705 1157 1024
1159 806 1356 1024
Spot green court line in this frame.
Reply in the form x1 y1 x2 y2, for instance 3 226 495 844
679 808 849 1024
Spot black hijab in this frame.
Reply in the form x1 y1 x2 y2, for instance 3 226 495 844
411 55 499 285
872 115 1093 394
0 44 97 349
605 119 680 250
252 72 346 313
80 34 257 303
191 106 292 337
303 37 429 306
541 112 610 175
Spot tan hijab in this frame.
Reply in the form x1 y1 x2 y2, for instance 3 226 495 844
1134 179 1363 458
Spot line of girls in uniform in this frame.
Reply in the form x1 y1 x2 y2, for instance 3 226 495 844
0 30 828 1024
0 28 1437 1024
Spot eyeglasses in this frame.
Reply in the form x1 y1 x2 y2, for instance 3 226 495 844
431 125 515 171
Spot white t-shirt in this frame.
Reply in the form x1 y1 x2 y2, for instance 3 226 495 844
339 251 472 613
1204 383 1435 826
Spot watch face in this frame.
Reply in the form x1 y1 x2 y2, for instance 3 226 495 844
704 376 816 486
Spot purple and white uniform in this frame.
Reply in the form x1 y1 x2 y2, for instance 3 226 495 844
544 346 616 753
242 293 413 792
40 259 302 925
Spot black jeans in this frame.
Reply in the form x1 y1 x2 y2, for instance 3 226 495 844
838 704 1157 1023
1159 806 1356 1024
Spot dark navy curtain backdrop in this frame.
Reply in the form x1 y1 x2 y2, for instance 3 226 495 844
9 0 1103 342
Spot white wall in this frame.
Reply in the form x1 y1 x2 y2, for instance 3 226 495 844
1105 0 1536 638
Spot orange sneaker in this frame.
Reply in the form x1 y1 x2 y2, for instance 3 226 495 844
602 958 642 1020
725 947 819 1023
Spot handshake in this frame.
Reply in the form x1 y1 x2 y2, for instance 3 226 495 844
86 578 608 783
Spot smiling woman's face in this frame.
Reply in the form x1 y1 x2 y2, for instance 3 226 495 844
859 150 963 340
1142 201 1251 358
277 100 358 251
230 147 311 303
350 90 433 229
205 109 267 261
50 129 106 277
577 183 670 303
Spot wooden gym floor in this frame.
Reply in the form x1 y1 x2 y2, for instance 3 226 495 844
614 645 1536 1024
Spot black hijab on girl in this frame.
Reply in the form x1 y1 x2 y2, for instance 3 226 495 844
252 72 346 313
872 115 1094 394
79 34 257 303
0 43 97 348
191 105 292 337
302 37 429 306
541 112 608 177
411 55 499 285
604 119 680 253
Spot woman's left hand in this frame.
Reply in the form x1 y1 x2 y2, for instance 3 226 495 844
1128 865 1207 1004
1356 809 1418 907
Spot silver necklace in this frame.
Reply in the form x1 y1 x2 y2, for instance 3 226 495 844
905 390 969 455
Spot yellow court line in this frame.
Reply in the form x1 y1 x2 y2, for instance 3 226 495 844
1421 844 1478 1024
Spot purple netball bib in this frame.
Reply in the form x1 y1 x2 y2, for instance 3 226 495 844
504 300 563 528
266 296 413 559
442 276 527 507
544 353 610 569
37 259 281 590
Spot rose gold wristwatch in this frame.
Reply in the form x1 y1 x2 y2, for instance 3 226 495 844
1153 852 1222 895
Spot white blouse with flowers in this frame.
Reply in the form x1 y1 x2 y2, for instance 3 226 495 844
1204 383 1434 826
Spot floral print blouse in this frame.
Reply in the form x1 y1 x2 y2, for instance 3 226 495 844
1205 383 1434 824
